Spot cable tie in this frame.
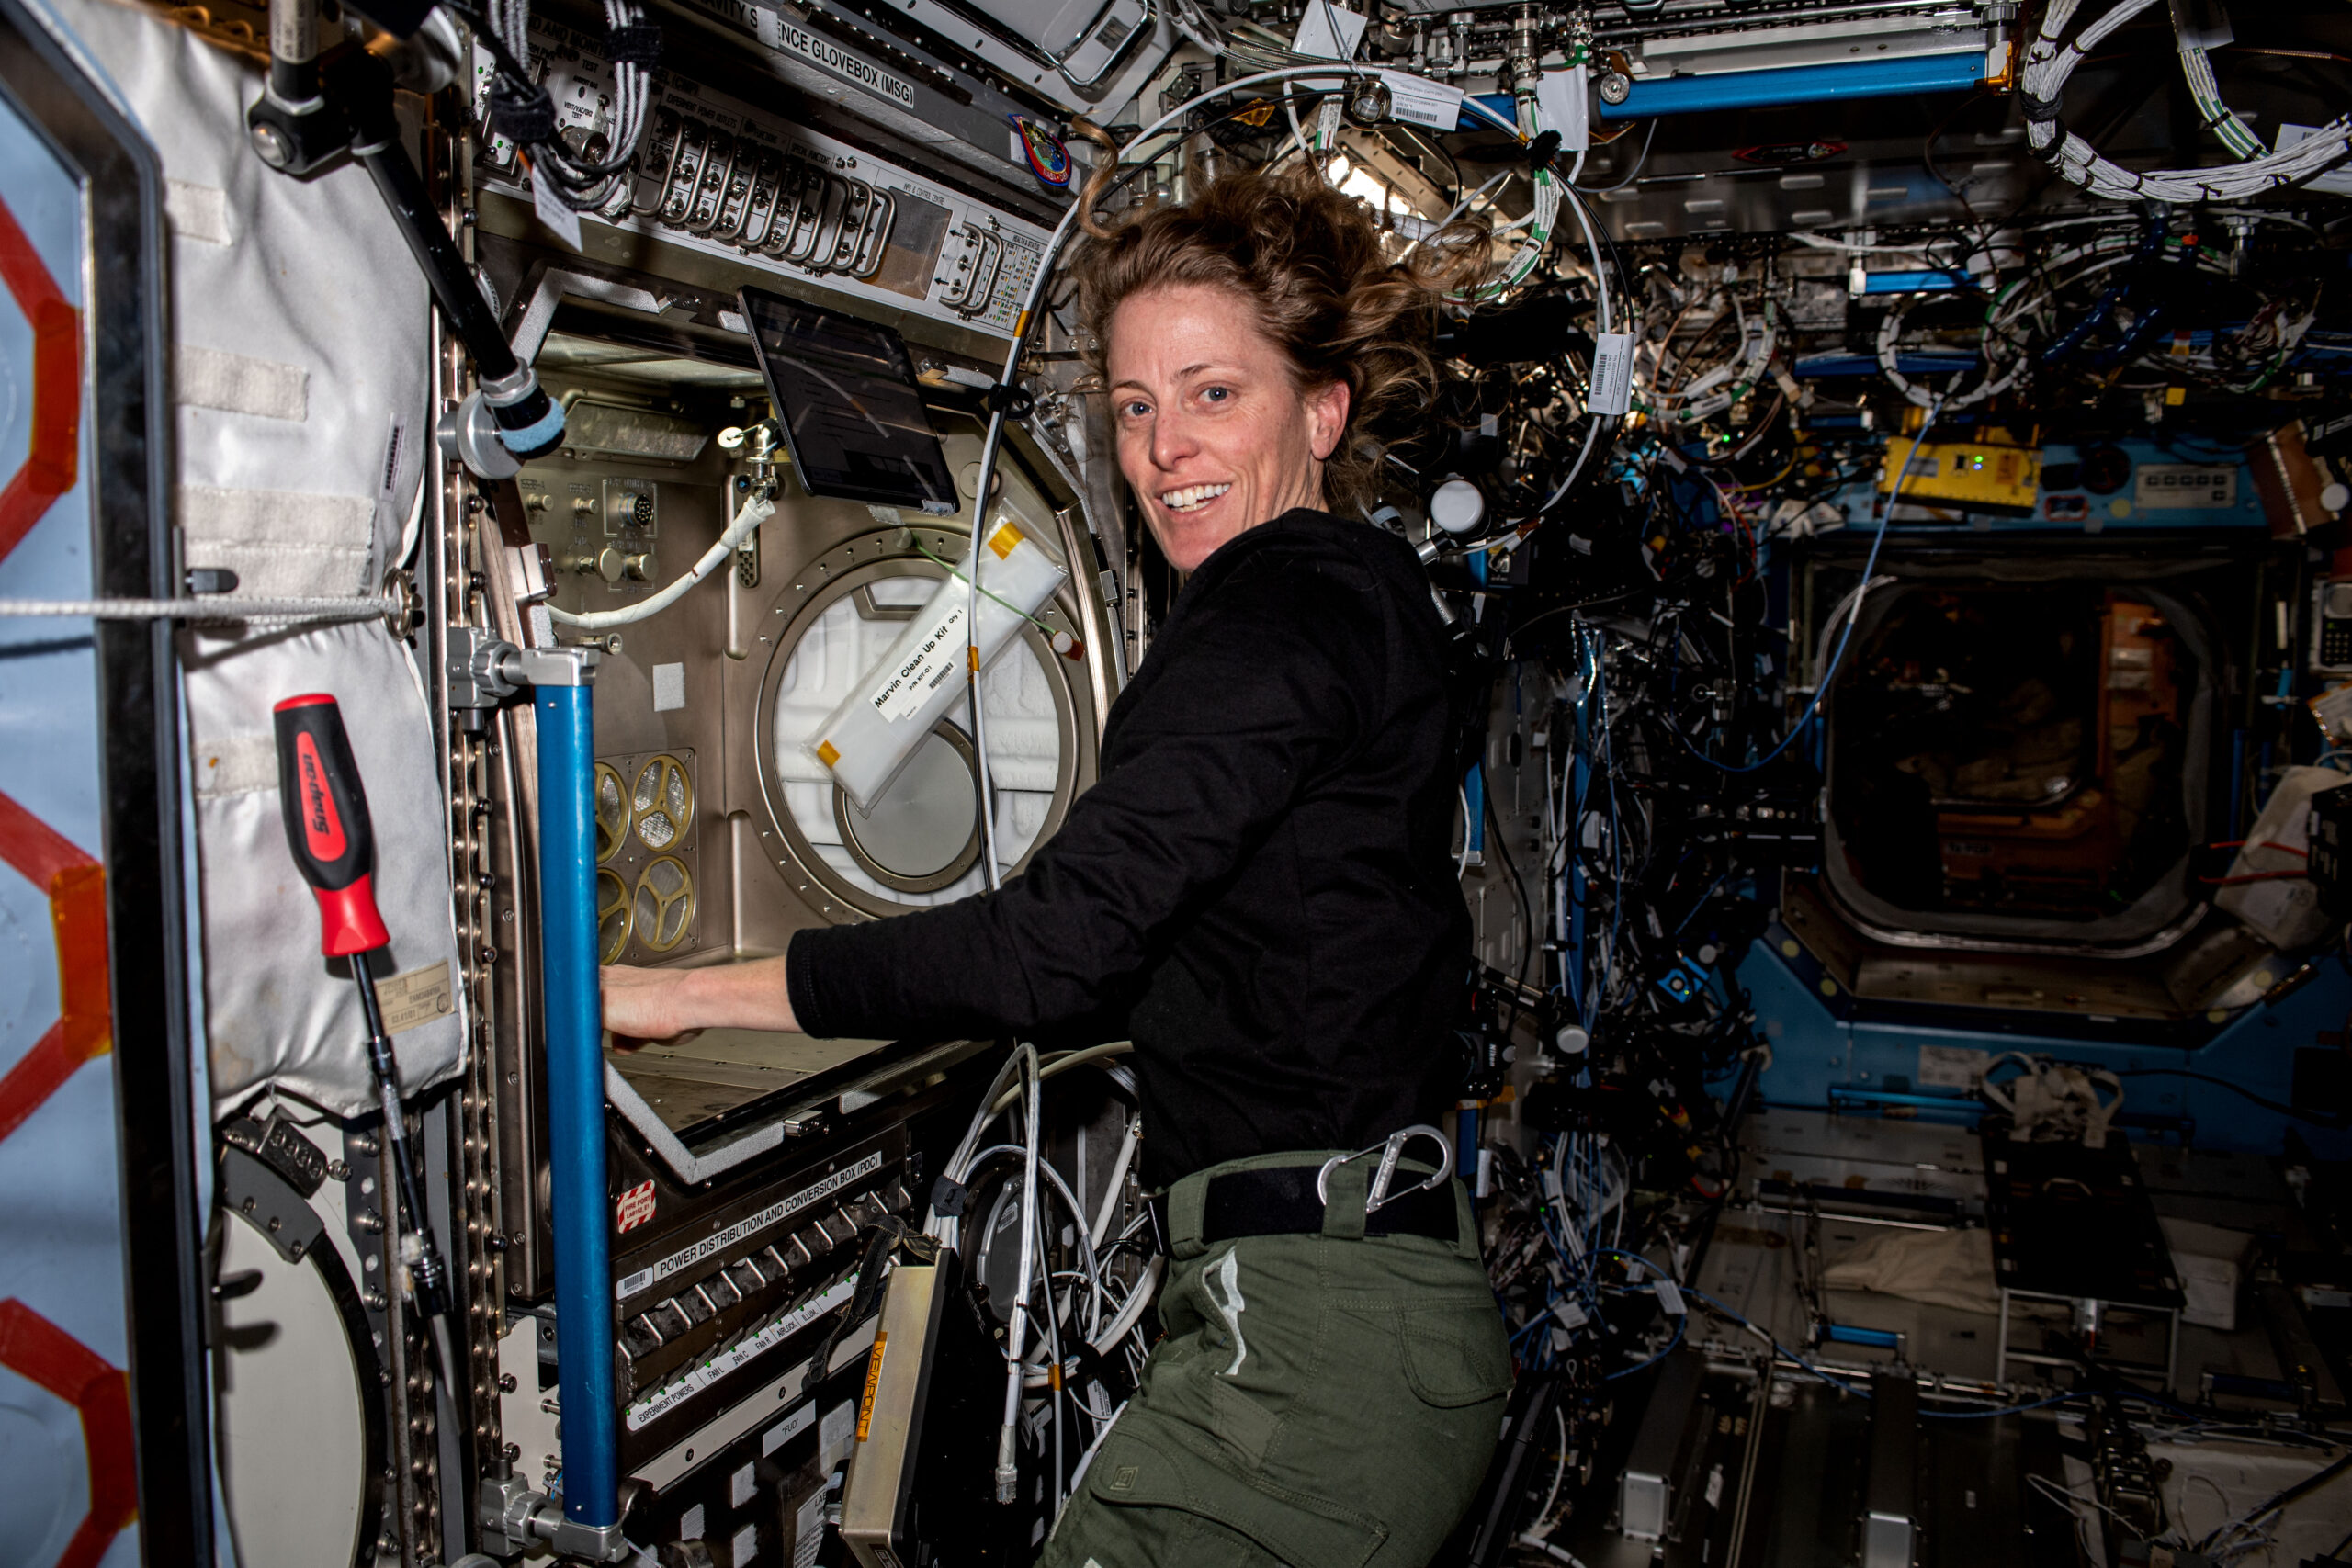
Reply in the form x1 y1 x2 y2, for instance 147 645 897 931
929 1173 970 1217
981 381 1035 418
490 78 558 145
1526 130 1562 171
605 22 662 63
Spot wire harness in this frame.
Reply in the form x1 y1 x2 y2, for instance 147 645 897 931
2021 0 2351 203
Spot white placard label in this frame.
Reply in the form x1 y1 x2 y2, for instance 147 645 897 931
617 1151 885 1300
793 1490 826 1567
1292 3 1365 61
1653 1278 1686 1316
1590 332 1637 415
378 960 455 1036
763 1400 817 1455
1917 1043 1988 1090
1381 71 1464 132
2134 465 2236 509
869 602 968 723
531 171 583 252
679 0 921 109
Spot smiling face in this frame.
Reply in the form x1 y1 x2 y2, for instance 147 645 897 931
1106 283 1351 572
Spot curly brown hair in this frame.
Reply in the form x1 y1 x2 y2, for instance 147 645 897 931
1069 164 1487 511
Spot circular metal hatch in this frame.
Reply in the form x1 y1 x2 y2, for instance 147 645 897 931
833 722 985 895
753 521 1093 921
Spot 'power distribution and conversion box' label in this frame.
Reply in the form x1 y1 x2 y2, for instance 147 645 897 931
617 1150 885 1299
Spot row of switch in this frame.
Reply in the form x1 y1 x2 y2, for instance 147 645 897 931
635 111 894 281
617 1179 909 1388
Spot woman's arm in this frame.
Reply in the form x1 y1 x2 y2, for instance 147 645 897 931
601 955 798 1042
602 553 1382 1046
788 560 1379 1040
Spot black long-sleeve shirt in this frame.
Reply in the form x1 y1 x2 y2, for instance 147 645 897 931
787 508 1472 1186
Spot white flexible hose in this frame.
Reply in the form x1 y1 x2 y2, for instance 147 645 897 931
1087 1254 1163 1353
995 1043 1043 1501
548 491 775 629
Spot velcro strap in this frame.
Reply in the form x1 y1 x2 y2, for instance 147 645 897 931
2018 92 2064 124
928 1173 968 1217
489 79 556 144
1526 130 1561 170
606 23 662 64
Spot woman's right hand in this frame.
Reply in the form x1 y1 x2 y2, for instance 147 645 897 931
599 954 800 1047
600 964 702 1049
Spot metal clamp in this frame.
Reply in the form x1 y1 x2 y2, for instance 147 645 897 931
477 1474 631 1562
1316 1123 1453 1214
448 627 602 714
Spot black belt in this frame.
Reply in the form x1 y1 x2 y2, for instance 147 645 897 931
1150 1163 1461 1250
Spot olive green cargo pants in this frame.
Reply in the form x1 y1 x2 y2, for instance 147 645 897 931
1035 1150 1513 1568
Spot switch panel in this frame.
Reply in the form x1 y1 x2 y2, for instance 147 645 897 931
476 18 1048 340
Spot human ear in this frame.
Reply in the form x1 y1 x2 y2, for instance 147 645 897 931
1305 378 1351 462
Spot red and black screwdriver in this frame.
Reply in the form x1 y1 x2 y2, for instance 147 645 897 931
273 694 452 1320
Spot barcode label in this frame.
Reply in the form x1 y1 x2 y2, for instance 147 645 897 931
1590 333 1636 415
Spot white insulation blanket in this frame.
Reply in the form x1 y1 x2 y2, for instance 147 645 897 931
58 0 462 1117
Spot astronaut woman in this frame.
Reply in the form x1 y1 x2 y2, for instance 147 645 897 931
604 165 1513 1568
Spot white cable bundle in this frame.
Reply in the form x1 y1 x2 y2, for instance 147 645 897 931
1875 293 2031 409
922 1043 1160 1522
2176 30 2265 159
2022 0 2350 204
483 0 655 217
1657 296 1779 424
1417 96 1563 304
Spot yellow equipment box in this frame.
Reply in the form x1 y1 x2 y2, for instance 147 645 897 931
1880 435 2043 515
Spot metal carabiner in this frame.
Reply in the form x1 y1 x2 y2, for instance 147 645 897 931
1316 1123 1454 1214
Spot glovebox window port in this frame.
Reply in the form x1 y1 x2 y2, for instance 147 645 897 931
1770 555 2308 1030
1823 579 2212 942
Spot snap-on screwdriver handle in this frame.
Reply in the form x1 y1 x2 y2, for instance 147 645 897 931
272 694 391 957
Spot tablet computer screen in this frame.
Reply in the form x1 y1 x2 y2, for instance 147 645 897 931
738 287 958 513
